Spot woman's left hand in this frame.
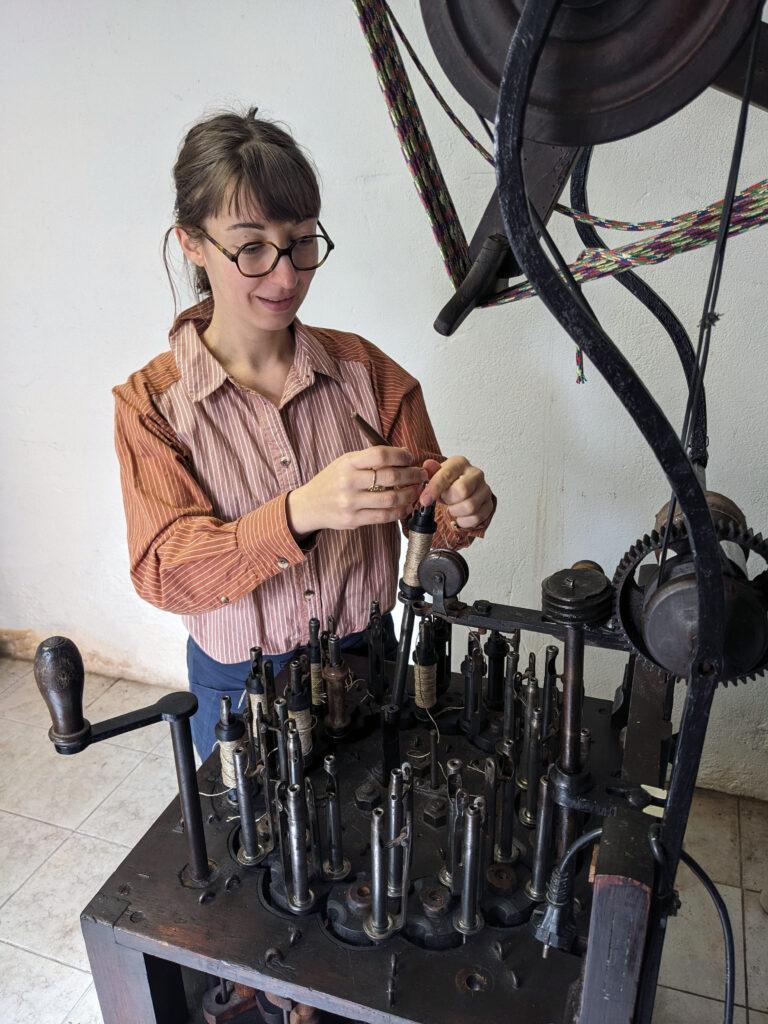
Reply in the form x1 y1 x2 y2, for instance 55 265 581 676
419 456 495 530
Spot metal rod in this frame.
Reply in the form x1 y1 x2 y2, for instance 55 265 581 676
324 754 349 879
521 709 543 827
519 676 539 788
252 701 263 763
541 645 558 762
444 786 468 897
483 757 498 875
502 652 517 742
429 729 440 790
391 601 416 707
381 703 401 783
367 601 386 701
367 807 392 937
286 719 304 789
258 716 276 856
527 774 553 902
169 717 210 884
497 769 517 863
285 783 314 912
561 626 585 775
274 698 289 784
233 745 259 863
386 768 404 897
455 802 484 934
557 626 586 858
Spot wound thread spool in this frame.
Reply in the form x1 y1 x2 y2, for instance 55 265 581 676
289 705 314 760
308 618 324 709
248 690 269 726
403 530 433 588
214 696 246 792
413 618 437 712
218 738 239 791
310 664 323 707
414 662 438 710
287 658 313 760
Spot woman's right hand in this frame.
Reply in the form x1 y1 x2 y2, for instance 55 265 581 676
286 446 428 537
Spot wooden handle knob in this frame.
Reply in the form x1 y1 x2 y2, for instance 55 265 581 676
34 636 89 750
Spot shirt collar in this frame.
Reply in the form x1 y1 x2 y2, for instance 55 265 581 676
169 299 342 403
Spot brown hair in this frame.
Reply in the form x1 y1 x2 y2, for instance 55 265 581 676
163 106 321 301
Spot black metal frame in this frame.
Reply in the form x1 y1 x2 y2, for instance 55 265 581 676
491 1 763 1018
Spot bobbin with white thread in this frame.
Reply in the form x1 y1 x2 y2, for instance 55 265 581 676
215 695 246 793
245 645 270 731
391 505 437 708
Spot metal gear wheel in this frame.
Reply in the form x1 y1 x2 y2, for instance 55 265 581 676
612 519 768 686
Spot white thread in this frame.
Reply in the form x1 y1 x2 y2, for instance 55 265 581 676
288 706 313 759
310 663 324 705
249 690 269 725
403 530 432 587
218 738 240 790
414 663 437 710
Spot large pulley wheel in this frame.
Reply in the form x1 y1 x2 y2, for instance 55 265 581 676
420 0 758 145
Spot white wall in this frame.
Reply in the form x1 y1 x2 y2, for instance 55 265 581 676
2 2 766 796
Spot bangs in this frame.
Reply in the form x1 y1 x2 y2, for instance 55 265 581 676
225 142 321 224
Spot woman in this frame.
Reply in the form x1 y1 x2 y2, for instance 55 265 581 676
114 108 495 758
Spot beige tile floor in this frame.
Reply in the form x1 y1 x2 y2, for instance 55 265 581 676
0 655 766 1022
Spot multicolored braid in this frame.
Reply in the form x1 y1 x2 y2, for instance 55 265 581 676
354 0 768 379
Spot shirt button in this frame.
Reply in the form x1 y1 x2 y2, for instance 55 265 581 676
220 596 230 605
304 589 315 599
279 454 291 466
277 557 290 570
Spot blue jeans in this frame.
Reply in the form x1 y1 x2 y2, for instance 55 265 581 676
187 615 398 760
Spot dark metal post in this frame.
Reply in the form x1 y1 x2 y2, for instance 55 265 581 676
483 757 498 876
286 783 314 913
365 807 393 940
169 717 210 884
381 704 401 782
324 755 350 880
274 698 289 784
541 645 558 763
454 800 484 935
387 768 404 898
527 774 554 902
233 745 259 865
286 720 304 789
521 709 543 827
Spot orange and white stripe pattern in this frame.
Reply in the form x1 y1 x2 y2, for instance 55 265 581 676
113 298 487 663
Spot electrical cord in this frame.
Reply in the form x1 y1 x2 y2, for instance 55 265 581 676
649 827 736 1024
551 825 736 1024
680 849 736 1024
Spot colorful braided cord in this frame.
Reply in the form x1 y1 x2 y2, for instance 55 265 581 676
353 0 470 288
354 0 768 331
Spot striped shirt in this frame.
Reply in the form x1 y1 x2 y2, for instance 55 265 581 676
113 297 489 663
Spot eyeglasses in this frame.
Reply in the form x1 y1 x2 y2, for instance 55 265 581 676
193 222 335 278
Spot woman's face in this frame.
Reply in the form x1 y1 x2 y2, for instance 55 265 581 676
178 201 318 334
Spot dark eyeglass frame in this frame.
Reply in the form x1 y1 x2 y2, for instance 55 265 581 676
192 221 335 278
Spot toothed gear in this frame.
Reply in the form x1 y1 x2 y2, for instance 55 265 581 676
612 519 768 686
